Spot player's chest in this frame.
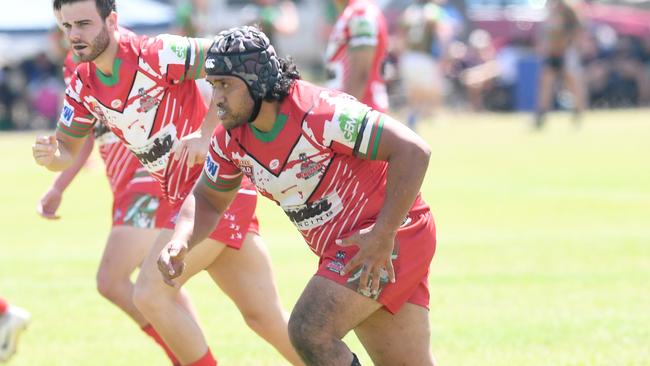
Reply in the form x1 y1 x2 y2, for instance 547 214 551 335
82 71 166 145
233 133 334 206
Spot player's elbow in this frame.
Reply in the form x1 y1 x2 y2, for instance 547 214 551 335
409 138 431 170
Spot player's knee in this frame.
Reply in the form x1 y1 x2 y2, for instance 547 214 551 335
95 266 129 301
288 308 321 356
95 271 117 301
132 278 161 314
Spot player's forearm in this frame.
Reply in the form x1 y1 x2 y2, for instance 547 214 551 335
374 142 430 235
173 191 223 251
45 143 77 172
50 136 93 191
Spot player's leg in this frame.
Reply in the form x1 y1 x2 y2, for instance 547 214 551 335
535 63 558 128
96 224 199 365
133 228 226 364
354 303 435 366
0 298 30 362
289 211 437 365
207 232 304 365
288 276 382 365
562 52 586 124
95 225 158 325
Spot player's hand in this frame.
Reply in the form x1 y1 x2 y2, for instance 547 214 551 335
157 239 188 287
37 188 62 220
337 226 396 298
173 131 210 167
32 135 58 167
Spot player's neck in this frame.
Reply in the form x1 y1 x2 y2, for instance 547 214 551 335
93 30 120 76
250 101 280 132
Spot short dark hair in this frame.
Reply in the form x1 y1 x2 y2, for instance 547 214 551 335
53 0 116 19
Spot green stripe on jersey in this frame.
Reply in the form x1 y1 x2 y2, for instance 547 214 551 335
57 124 88 138
201 173 241 192
194 40 204 80
369 117 384 160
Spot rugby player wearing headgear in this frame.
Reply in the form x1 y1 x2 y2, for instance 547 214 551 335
159 25 438 366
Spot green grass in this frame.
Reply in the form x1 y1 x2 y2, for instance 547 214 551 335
1 109 649 365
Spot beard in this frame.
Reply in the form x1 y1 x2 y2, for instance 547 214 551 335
74 25 110 62
220 102 253 130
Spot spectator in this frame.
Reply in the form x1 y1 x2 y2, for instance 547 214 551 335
534 0 586 129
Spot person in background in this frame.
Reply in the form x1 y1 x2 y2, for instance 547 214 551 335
534 0 586 129
242 0 299 46
397 0 444 129
325 0 389 113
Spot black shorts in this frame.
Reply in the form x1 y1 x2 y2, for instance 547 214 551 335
544 56 564 71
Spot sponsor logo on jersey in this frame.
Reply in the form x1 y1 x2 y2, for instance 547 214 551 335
89 101 111 127
170 43 187 59
136 88 160 113
337 108 364 143
130 124 177 172
111 99 122 108
283 191 343 230
60 101 74 127
296 153 325 180
238 160 255 184
205 154 220 181
270 159 280 170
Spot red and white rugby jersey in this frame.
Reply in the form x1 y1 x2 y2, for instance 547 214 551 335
91 122 159 196
57 32 209 204
325 0 389 112
204 80 428 256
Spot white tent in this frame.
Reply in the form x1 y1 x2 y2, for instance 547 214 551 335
0 0 174 33
0 0 175 64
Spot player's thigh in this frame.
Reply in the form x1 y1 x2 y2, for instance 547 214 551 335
97 225 159 279
291 276 382 340
354 303 434 366
137 229 227 291
206 232 279 307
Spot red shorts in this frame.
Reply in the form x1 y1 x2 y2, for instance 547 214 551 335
316 210 436 314
163 187 260 249
112 188 173 229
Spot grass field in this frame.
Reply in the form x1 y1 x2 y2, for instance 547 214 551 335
1 110 649 365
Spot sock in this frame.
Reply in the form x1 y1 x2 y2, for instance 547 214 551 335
351 352 361 366
187 348 217 366
0 297 7 315
141 324 181 366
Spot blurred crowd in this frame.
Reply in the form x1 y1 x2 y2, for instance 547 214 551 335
1 0 649 131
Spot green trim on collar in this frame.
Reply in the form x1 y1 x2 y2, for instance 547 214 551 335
249 113 288 142
96 58 122 87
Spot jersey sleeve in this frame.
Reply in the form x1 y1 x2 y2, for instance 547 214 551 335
320 93 384 160
142 34 208 84
57 77 95 138
347 7 381 49
201 130 243 192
